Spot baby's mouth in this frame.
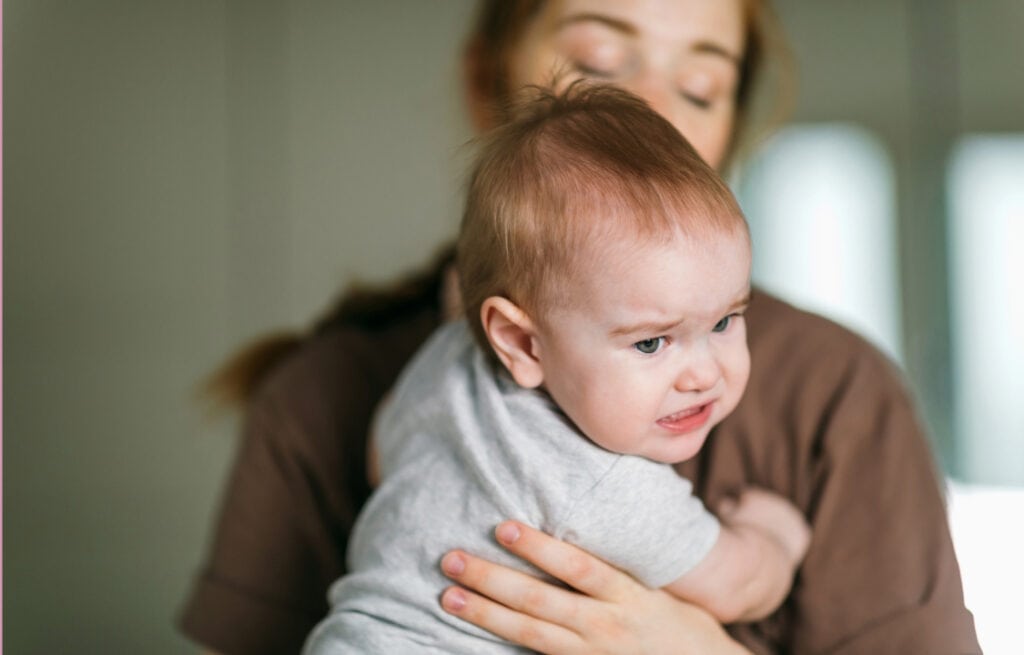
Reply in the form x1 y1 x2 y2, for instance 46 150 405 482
656 402 714 433
660 404 705 422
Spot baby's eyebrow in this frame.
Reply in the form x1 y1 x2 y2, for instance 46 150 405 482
608 318 681 339
608 290 751 338
727 291 752 313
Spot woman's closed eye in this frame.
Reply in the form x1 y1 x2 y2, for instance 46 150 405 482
678 68 728 112
681 92 712 110
633 336 667 354
570 51 630 80
558 25 630 82
573 61 615 79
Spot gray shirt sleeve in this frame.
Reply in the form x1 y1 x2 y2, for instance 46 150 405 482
555 455 720 588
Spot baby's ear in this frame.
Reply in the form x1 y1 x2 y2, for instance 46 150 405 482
480 296 544 389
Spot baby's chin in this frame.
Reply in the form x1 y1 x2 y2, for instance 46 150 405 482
641 426 713 465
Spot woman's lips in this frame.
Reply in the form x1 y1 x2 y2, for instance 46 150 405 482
657 403 713 433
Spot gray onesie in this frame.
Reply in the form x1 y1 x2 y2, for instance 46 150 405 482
303 320 719 654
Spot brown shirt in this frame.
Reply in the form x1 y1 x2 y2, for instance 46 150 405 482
179 288 980 655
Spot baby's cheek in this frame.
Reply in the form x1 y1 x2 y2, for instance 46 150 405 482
719 337 751 392
580 400 627 448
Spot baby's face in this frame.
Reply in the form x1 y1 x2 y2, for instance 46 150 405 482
534 228 751 464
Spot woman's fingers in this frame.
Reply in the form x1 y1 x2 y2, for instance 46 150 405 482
440 585 583 655
491 521 637 601
441 549 585 628
439 527 750 655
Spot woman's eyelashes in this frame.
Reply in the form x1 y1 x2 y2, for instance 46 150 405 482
681 92 712 110
568 47 629 80
572 60 616 79
679 69 727 111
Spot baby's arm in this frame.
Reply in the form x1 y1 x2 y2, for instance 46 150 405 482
663 488 811 624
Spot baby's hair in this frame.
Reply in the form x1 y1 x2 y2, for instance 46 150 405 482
456 82 748 349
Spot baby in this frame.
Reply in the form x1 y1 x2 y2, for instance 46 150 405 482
305 83 810 654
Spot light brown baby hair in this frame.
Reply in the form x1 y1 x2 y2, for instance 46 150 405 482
456 82 748 350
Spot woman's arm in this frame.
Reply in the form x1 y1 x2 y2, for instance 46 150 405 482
440 521 752 655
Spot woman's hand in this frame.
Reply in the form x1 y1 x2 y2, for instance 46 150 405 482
439 521 752 655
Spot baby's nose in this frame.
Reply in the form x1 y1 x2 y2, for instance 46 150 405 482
673 348 720 393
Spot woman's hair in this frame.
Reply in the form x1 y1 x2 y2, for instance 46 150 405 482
200 244 453 410
458 82 747 349
204 0 789 409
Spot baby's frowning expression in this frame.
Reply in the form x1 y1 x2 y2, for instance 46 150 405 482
532 227 751 464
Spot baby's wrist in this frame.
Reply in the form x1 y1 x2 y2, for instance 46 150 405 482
729 522 801 572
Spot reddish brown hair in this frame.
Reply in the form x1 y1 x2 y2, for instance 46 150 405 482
457 83 747 349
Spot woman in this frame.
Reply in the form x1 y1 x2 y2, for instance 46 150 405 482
181 1 980 653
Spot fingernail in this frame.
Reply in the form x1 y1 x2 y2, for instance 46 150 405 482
441 552 465 576
496 522 521 545
442 588 466 612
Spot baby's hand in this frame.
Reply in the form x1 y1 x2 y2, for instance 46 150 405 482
717 488 811 568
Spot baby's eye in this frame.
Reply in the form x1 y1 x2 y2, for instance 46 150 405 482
633 337 666 354
712 316 733 333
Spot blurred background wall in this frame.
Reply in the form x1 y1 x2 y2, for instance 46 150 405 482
4 1 1022 653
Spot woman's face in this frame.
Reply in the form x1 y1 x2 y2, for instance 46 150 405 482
502 0 744 170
